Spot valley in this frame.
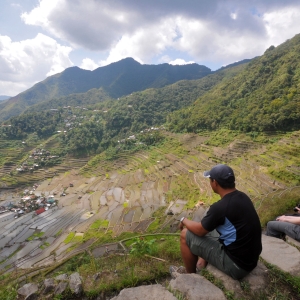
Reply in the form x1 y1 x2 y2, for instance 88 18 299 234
0 130 299 289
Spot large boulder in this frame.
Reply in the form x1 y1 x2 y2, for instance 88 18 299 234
43 278 56 294
169 273 226 300
55 273 69 281
54 281 68 295
18 283 39 298
206 261 268 298
111 284 177 300
261 235 300 275
69 272 83 295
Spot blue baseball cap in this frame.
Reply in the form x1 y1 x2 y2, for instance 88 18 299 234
203 164 235 183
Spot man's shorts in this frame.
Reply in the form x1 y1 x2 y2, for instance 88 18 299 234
186 230 249 280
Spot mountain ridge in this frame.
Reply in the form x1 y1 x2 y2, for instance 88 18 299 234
0 58 212 122
167 33 300 133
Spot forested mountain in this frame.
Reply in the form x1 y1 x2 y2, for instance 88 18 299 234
2 34 300 159
25 61 247 114
167 34 300 133
0 58 211 122
2 62 248 155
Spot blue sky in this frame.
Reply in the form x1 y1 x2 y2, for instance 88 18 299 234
1 0 300 96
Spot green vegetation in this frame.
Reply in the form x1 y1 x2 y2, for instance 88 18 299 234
0 58 213 122
2 234 299 299
90 219 109 230
167 35 300 133
55 229 63 237
129 237 156 256
27 231 44 241
0 274 18 300
64 232 75 244
40 242 50 249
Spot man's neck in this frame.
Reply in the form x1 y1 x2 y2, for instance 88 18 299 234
219 188 236 198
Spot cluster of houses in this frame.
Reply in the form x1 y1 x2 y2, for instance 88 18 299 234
3 185 58 218
118 126 164 144
55 112 89 133
16 148 59 172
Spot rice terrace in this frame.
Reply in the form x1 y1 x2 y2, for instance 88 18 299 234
0 127 300 299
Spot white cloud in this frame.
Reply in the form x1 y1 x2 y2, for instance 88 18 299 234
99 18 178 66
263 7 300 45
1 0 300 95
21 0 137 50
21 0 60 28
80 58 99 70
0 33 73 95
19 0 300 70
169 59 195 65
171 16 268 67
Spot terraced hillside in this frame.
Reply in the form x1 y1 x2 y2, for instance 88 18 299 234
0 130 299 278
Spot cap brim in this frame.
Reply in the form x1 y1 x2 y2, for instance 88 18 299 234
203 171 211 178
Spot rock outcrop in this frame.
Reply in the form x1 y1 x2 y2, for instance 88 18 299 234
16 235 300 299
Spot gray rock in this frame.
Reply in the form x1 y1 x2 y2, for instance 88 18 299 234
69 272 83 295
206 261 268 298
18 283 39 297
261 235 300 275
243 261 268 292
93 272 101 281
54 281 68 295
111 284 177 300
206 264 243 294
55 273 69 281
43 278 56 294
25 293 38 300
286 236 300 248
169 273 226 300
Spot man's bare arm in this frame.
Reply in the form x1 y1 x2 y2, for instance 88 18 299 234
276 215 300 225
180 218 209 236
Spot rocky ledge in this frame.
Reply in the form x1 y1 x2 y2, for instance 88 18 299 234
17 235 300 299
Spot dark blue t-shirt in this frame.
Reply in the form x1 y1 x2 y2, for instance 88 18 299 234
201 190 262 271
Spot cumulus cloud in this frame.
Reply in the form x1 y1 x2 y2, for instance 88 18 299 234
169 59 195 65
98 18 178 66
80 58 99 70
1 0 299 95
20 0 300 69
263 7 300 44
0 33 73 95
21 0 141 50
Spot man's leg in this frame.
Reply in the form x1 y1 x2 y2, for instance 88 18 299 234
196 257 208 270
180 228 198 273
267 221 300 241
184 229 249 280
196 230 219 270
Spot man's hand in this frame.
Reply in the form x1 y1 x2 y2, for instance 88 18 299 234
178 218 209 236
179 220 185 231
276 215 300 225
276 215 286 222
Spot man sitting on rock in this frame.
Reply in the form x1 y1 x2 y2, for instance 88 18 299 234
266 208 300 241
174 164 262 280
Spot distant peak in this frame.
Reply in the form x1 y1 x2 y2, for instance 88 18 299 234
112 57 141 66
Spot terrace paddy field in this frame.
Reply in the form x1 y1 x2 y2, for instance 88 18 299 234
0 129 299 299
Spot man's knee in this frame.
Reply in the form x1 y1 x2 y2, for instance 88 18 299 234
180 228 188 244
